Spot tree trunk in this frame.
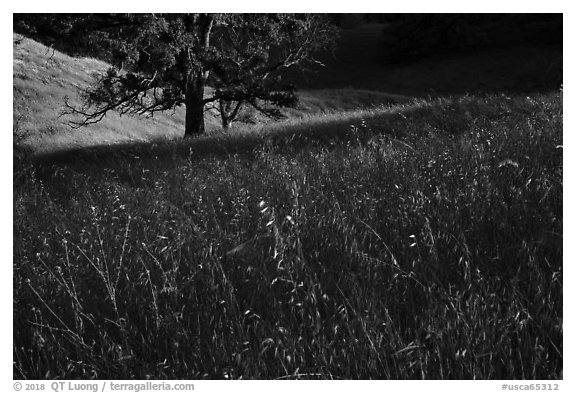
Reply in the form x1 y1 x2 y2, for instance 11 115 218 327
219 99 232 129
183 14 214 138
184 73 205 138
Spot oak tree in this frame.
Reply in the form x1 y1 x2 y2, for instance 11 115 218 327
63 14 336 137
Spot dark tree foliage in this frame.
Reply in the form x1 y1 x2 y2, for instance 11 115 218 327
51 14 336 136
14 14 77 41
14 14 121 56
382 14 562 63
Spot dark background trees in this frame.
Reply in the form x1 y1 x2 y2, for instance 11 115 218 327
379 14 562 63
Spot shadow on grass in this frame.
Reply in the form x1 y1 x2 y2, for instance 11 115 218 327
21 91 550 176
26 104 409 168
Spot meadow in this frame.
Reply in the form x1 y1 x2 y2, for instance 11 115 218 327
13 23 562 379
14 92 562 379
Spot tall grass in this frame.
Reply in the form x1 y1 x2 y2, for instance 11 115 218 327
13 93 562 379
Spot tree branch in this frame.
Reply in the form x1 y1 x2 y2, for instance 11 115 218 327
61 68 179 128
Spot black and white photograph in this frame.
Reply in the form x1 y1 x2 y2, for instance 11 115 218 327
11 5 564 383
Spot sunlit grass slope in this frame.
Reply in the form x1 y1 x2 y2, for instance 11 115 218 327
13 34 407 156
13 35 185 153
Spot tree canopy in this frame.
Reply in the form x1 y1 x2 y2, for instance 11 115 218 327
53 14 337 136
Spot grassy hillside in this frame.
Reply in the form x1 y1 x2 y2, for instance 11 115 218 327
13 34 407 156
14 22 562 157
